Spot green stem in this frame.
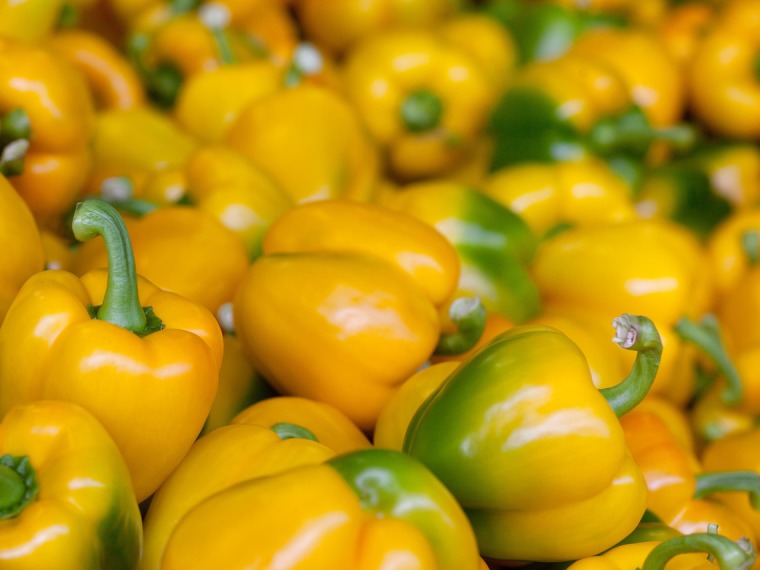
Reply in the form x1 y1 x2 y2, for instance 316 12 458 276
599 314 663 417
0 108 31 176
270 422 319 442
198 3 236 65
400 90 444 133
742 230 760 266
435 296 487 355
641 532 755 570
0 455 38 519
71 200 155 334
694 471 760 510
126 34 183 109
674 315 742 406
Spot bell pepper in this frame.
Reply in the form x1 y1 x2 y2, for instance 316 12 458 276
47 28 146 111
635 143 760 239
564 530 756 569
225 84 380 204
488 50 695 187
0 200 223 502
341 25 501 181
482 157 637 239
293 0 460 56
262 198 461 308
0 0 67 43
159 448 482 570
0 38 96 229
404 313 663 562
0 400 142 569
656 0 715 78
140 421 337 570
707 209 760 299
230 396 373 455
531 218 737 406
71 202 249 316
379 180 541 323
687 0 760 140
0 174 45 323
232 249 441 432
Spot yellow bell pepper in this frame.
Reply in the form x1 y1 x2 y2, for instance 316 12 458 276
708 209 760 298
159 448 482 570
0 0 65 43
0 200 223 502
71 203 250 316
0 174 45 323
141 421 336 570
233 250 440 432
0 400 142 569
230 396 373 455
226 84 380 204
341 25 499 181
0 39 95 229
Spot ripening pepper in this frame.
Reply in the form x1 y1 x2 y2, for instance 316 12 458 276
404 313 663 562
226 84 380 204
71 202 249 316
531 218 736 406
0 173 45 323
159 448 482 570
0 400 142 569
341 24 502 181
0 200 223 502
140 421 337 570
230 396 373 455
379 180 541 323
481 157 637 239
687 0 760 140
0 38 96 229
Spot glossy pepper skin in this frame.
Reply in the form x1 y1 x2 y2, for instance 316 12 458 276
226 84 380 204
233 250 440 432
0 0 65 43
0 400 142 569
341 25 500 181
0 39 96 229
379 180 541 323
404 314 662 562
0 200 223 502
0 174 45 323
141 422 336 570
159 448 482 570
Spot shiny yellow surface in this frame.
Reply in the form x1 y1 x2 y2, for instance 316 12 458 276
341 27 497 180
567 541 723 569
140 423 335 570
0 175 45 323
262 199 461 307
233 252 440 431
0 400 141 569
0 269 223 501
0 0 64 43
226 84 380 204
707 209 760 295
231 396 372 455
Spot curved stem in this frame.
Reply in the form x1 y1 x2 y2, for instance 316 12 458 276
599 314 663 417
641 532 756 570
71 200 153 334
435 296 487 355
126 34 182 109
695 471 760 510
270 422 319 442
0 455 37 519
674 314 742 406
0 109 31 176
400 90 444 133
198 3 236 65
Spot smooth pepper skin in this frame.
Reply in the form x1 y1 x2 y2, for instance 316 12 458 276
160 448 482 570
403 321 652 562
0 201 223 502
0 400 142 570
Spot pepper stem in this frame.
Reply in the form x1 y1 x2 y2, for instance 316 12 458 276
0 455 38 519
599 314 663 417
674 314 742 406
641 531 756 570
71 200 155 334
742 230 760 266
400 90 444 133
198 3 236 65
126 34 183 109
100 177 158 217
694 471 760 510
270 422 319 442
0 108 31 176
435 297 487 355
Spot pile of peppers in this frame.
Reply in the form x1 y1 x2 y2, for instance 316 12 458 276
2 0 760 568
